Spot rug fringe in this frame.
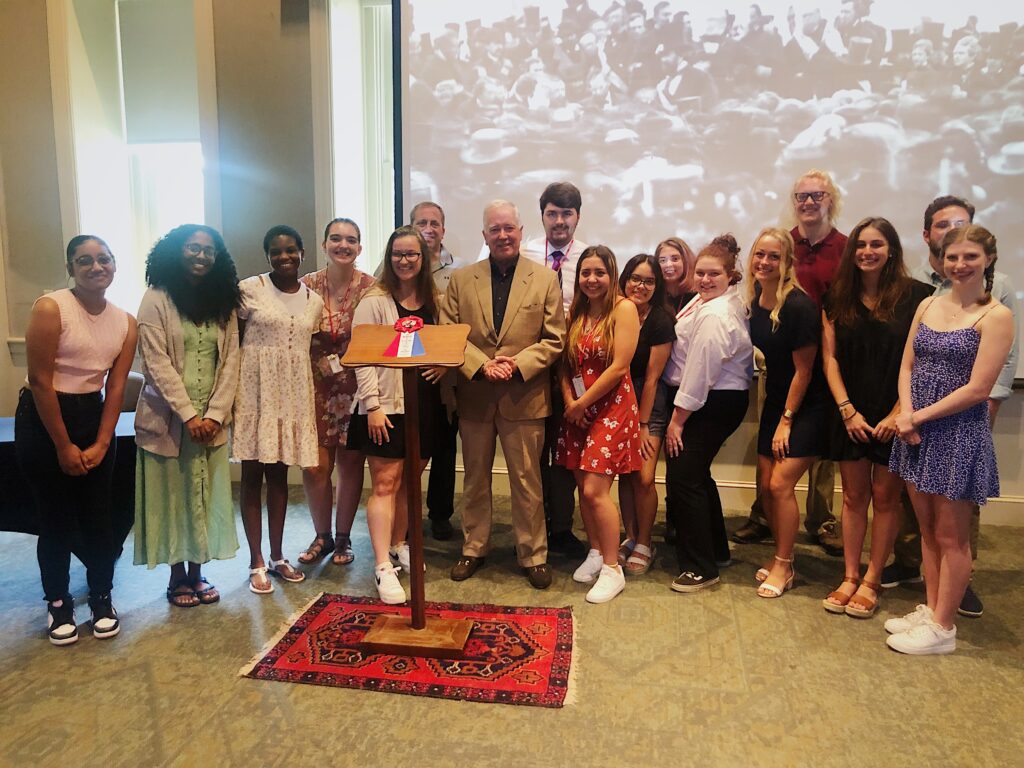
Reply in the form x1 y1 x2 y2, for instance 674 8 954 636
563 605 578 707
238 591 324 677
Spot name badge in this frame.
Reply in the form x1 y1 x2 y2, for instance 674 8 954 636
571 374 586 399
326 354 343 374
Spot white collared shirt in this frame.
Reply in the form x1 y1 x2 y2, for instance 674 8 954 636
662 285 753 411
521 236 588 315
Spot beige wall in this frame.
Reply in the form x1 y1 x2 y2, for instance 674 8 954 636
212 0 317 279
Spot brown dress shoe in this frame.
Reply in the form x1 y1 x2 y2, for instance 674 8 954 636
524 563 552 590
450 556 484 581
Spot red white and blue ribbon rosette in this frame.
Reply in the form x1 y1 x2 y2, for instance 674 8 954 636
383 316 426 357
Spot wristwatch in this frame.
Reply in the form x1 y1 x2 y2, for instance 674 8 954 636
782 408 795 420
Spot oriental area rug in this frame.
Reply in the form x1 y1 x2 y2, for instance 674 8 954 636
241 594 575 708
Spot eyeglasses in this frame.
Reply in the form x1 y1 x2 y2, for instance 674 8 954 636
73 254 114 268
391 251 422 261
184 242 216 258
627 274 656 288
794 191 829 203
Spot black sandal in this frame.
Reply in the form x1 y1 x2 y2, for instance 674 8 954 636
193 577 220 605
298 534 335 564
166 578 199 608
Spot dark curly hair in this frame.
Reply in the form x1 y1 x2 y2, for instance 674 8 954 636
145 224 240 325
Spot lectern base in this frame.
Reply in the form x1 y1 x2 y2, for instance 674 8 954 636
360 614 474 659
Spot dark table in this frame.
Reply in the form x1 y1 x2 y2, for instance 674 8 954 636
0 411 136 545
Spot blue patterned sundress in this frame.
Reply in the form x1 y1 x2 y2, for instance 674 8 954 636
889 322 998 505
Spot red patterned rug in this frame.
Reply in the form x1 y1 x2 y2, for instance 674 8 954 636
241 594 575 708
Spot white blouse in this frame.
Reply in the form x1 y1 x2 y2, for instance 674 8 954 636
661 285 752 411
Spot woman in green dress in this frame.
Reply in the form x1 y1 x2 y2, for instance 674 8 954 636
134 224 242 607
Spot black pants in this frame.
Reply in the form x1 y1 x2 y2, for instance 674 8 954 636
426 407 458 522
665 388 749 578
14 389 117 602
541 378 578 535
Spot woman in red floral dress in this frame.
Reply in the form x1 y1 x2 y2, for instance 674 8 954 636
556 245 642 604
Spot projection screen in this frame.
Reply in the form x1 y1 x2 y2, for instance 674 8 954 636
398 0 1023 377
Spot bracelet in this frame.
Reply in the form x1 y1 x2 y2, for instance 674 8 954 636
639 422 649 427
837 399 851 408
842 410 857 423
366 405 380 414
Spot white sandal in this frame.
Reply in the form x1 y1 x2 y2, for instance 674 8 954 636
624 544 655 576
269 558 306 583
617 538 636 567
248 566 274 594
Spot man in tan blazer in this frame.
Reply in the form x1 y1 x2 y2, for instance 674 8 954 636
439 200 566 589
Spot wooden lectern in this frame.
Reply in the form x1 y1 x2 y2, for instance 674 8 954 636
341 322 473 659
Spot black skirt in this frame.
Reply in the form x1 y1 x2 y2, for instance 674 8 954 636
347 412 434 460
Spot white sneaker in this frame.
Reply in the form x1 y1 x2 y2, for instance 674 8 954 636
884 604 934 635
573 549 604 583
389 543 410 571
374 563 407 605
389 543 424 572
586 564 625 604
886 620 956 655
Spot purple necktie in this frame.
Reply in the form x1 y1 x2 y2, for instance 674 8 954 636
550 250 565 287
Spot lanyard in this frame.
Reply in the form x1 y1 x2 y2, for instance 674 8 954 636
320 272 354 343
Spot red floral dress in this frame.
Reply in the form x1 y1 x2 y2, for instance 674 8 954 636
555 331 642 476
301 268 376 447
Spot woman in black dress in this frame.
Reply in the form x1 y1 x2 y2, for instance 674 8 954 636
820 217 933 618
616 254 676 576
744 228 828 598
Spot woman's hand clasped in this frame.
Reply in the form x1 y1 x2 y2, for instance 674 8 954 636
894 411 921 445
367 409 393 445
872 412 899 444
564 398 590 428
185 416 220 444
844 410 873 444
57 444 88 476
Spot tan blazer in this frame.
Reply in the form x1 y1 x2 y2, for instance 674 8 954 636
440 255 565 421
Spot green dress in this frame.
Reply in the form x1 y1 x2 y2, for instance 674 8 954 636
134 320 238 567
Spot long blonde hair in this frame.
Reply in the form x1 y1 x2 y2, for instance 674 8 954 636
564 245 620 374
743 227 804 332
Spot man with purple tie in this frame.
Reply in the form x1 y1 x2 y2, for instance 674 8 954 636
522 182 590 557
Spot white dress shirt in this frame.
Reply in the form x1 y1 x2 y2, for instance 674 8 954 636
662 285 753 411
521 236 589 316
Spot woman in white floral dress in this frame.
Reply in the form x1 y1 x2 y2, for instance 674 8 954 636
233 225 323 594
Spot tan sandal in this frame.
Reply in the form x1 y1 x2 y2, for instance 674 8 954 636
845 580 881 619
822 576 860 614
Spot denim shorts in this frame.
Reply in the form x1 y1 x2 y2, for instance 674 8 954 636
632 376 671 438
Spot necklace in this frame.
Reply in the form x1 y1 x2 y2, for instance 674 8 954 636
636 304 651 325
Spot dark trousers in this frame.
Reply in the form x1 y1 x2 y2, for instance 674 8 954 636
665 389 748 578
541 379 578 534
14 389 117 602
426 407 458 522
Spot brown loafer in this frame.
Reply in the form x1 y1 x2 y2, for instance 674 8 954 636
450 556 484 582
524 563 552 590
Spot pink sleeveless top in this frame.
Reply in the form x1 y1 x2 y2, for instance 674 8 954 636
44 289 130 393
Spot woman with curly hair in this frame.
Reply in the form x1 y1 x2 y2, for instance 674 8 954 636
820 217 933 618
134 224 242 607
556 245 641 604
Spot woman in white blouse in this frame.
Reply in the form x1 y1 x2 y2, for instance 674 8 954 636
663 235 753 593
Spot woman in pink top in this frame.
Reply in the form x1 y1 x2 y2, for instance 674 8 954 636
15 235 137 646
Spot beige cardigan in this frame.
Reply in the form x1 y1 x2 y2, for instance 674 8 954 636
134 287 241 457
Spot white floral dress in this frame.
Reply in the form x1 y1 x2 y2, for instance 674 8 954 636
232 274 323 467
